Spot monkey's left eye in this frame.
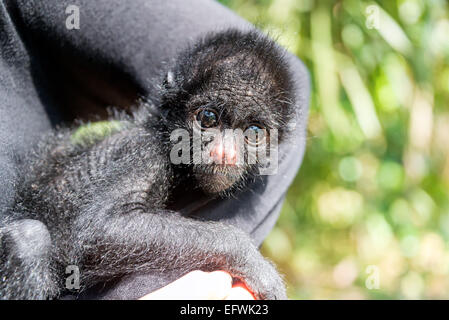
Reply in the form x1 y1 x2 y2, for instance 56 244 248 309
196 109 219 128
245 124 266 146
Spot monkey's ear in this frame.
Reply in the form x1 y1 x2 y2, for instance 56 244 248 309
163 71 176 89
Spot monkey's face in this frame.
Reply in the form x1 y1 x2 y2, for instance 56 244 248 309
188 102 267 195
167 79 290 195
161 29 296 195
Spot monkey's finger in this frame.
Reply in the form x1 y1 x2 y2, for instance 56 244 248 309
138 270 233 300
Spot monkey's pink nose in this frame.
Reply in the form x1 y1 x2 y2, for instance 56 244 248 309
210 141 237 165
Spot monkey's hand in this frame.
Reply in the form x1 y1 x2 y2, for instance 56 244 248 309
218 227 287 300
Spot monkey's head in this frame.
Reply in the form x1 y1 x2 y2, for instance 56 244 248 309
160 29 296 195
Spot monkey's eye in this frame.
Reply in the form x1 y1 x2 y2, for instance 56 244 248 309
196 109 219 128
245 124 266 146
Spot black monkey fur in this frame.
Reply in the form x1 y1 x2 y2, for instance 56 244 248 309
0 29 296 300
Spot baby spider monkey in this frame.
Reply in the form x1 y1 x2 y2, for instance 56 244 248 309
0 28 296 300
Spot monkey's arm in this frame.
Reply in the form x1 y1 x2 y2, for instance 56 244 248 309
75 205 285 300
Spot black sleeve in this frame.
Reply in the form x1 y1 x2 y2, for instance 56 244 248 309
0 0 309 299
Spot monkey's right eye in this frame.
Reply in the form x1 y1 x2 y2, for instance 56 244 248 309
196 109 219 128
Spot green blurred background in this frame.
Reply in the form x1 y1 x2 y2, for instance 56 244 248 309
219 0 449 299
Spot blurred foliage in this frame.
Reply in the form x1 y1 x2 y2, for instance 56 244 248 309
219 0 449 299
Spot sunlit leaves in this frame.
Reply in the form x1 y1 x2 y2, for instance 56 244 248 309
220 0 449 299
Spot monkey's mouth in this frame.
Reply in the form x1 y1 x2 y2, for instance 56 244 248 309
192 164 245 194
